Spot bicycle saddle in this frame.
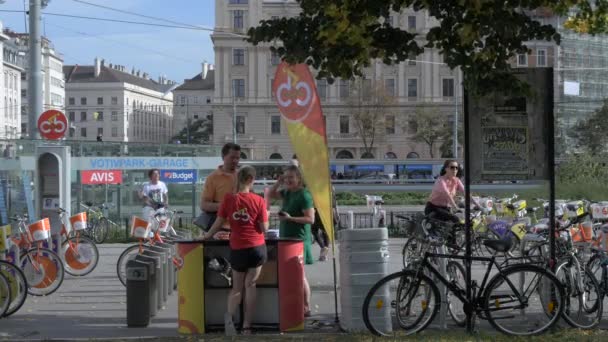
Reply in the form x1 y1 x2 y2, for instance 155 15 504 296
482 238 513 253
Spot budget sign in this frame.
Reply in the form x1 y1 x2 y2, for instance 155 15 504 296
81 170 123 185
160 169 197 184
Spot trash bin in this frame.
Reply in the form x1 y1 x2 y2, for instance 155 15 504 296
177 241 205 335
277 239 305 332
134 254 158 317
338 228 390 332
126 259 154 327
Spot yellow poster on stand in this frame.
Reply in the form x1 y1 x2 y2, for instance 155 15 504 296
0 225 11 253
177 242 205 335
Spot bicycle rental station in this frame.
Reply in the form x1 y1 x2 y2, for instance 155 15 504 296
2 68 608 337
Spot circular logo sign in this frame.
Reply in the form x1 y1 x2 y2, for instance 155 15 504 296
273 62 317 123
38 110 68 140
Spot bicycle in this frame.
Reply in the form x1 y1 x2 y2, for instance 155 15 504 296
55 208 100 276
116 207 181 286
363 237 566 336
80 202 113 244
0 260 28 318
8 214 65 296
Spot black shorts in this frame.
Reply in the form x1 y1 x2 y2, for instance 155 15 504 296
230 245 267 272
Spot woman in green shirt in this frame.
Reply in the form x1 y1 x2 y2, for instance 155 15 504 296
269 165 314 316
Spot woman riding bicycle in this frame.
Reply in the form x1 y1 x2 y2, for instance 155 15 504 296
425 160 476 224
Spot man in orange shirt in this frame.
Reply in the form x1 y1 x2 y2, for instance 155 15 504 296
199 143 241 232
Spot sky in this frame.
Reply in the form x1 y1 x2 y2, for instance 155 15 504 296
0 0 215 83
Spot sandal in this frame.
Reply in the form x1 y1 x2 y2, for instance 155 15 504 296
241 327 253 335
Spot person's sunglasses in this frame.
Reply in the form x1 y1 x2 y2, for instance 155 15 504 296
449 166 459 170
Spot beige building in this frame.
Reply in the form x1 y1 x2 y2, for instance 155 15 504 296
172 62 215 142
211 0 462 160
0 24 24 146
64 58 176 143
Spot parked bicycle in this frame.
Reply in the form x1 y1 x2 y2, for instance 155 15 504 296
55 208 100 276
79 202 113 244
363 236 566 336
8 214 64 296
0 260 28 318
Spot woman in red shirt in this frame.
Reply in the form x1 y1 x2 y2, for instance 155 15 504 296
203 165 269 336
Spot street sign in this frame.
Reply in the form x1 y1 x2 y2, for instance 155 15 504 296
160 169 197 184
38 110 68 140
81 170 123 185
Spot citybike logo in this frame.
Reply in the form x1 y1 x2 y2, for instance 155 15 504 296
160 169 197 183
273 62 317 123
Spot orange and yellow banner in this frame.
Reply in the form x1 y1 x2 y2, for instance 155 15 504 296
273 62 334 242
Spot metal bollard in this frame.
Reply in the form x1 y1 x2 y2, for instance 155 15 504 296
139 251 164 311
126 259 154 327
134 254 158 317
150 244 174 296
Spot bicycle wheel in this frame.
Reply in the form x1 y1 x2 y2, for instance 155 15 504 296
117 244 141 286
402 238 424 269
446 261 466 327
0 272 10 318
91 217 109 244
0 260 28 317
20 248 65 296
362 270 440 336
483 264 564 336
586 253 606 312
62 236 100 276
555 259 602 329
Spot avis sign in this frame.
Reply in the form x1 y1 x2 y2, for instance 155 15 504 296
81 170 122 185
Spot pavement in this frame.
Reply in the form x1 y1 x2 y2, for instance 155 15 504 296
1 238 607 341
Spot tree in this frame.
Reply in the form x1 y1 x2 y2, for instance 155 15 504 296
170 117 213 144
568 100 608 154
248 1 608 95
346 79 395 158
408 108 446 158
439 120 463 158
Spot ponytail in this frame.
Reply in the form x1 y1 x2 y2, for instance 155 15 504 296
236 165 256 192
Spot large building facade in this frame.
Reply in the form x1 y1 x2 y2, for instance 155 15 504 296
64 58 176 143
172 62 215 142
0 24 24 145
3 30 65 137
211 0 462 160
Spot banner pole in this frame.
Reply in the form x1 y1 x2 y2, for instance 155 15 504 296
330 186 339 324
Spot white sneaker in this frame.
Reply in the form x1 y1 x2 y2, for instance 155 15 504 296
224 312 237 336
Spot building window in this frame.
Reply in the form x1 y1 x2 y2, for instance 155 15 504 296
386 115 395 134
81 127 87 137
95 111 104 121
537 49 547 67
69 111 75 122
21 123 27 134
229 0 248 4
81 97 87 105
407 15 416 30
407 78 418 98
233 10 244 30
317 79 327 100
111 97 118 105
21 89 26 98
97 127 103 136
111 111 118 121
68 97 75 105
408 53 417 66
236 115 246 134
384 78 396 97
271 115 281 134
339 115 350 134
517 53 528 66
233 48 245 65
112 127 118 137
362 79 372 100
21 73 26 80
442 78 455 97
80 111 87 121
233 79 245 98
270 50 280 65
339 79 349 99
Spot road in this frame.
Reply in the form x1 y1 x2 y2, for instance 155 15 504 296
1 239 605 340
